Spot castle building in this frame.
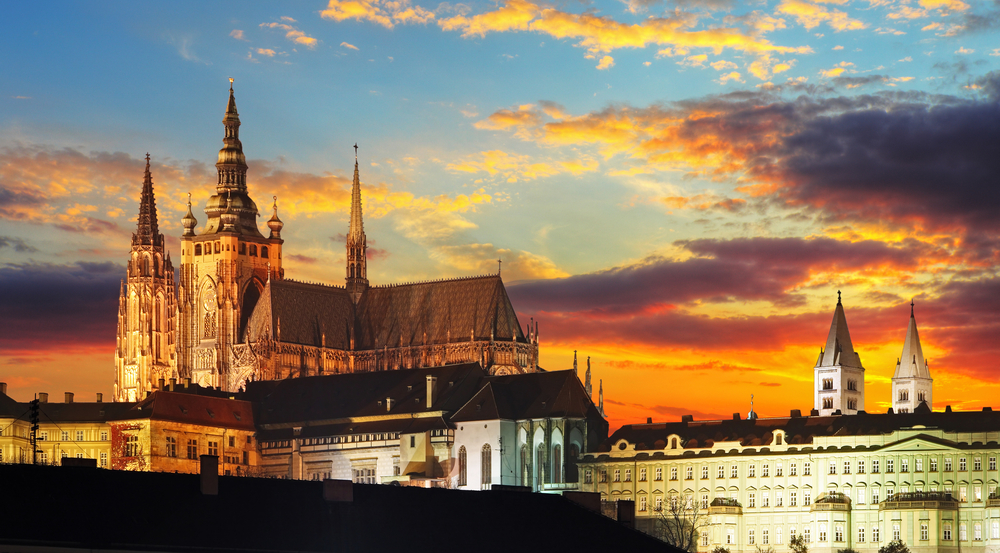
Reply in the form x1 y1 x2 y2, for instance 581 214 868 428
814 292 865 416
119 83 538 396
893 302 932 414
114 155 178 402
576 299 994 553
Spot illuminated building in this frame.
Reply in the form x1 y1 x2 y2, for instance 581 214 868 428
247 363 607 488
575 300 1000 553
114 154 178 402
0 386 128 467
121 83 540 396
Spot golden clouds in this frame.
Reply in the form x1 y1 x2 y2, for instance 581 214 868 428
820 61 854 77
260 21 319 48
445 150 598 182
596 55 615 70
320 0 434 29
432 243 568 280
776 0 867 31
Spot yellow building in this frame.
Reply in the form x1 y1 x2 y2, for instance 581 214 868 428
108 388 258 475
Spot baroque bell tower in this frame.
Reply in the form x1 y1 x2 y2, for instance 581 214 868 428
345 144 368 303
177 80 283 391
114 154 178 402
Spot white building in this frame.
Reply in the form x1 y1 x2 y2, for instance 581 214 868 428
814 293 865 416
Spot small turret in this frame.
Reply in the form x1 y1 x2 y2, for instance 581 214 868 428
220 193 238 233
182 193 198 236
267 196 283 239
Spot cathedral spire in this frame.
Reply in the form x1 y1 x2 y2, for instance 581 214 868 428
346 144 368 303
892 301 932 413
216 79 248 192
894 301 930 379
818 291 860 368
134 153 160 246
585 356 592 398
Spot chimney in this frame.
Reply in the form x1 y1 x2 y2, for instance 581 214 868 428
38 392 48 403
0 382 6 395
64 392 74 404
323 479 354 502
96 393 103 403
810 409 819 416
200 455 219 495
732 413 740 420
790 409 802 418
183 377 191 388
169 378 177 391
646 417 652 424
681 415 693 423
426 376 437 409
158 377 165 390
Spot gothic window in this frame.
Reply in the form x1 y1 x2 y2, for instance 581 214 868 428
566 443 580 483
553 444 562 483
458 446 467 486
848 398 857 410
822 378 834 390
204 312 216 338
823 397 834 409
143 255 150 276
481 444 492 487
261 246 269 258
520 445 529 485
195 244 202 256
847 379 857 391
536 443 546 486
918 391 926 402
899 390 909 401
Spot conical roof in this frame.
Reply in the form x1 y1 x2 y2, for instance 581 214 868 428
818 292 862 368
894 302 930 379
348 148 364 241
134 153 162 247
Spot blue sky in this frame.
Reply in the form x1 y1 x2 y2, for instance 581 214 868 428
3 0 1000 426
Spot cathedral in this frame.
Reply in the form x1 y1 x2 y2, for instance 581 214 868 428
114 83 539 401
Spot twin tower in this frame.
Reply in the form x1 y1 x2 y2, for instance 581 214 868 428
813 292 932 416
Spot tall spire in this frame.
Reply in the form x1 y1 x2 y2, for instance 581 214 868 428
346 144 368 303
818 291 860 368
216 79 248 192
585 356 592 398
134 153 161 246
894 301 930 380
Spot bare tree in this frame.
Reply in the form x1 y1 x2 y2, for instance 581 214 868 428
657 493 708 552
789 534 808 553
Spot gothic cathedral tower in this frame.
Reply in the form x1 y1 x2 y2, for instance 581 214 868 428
814 292 865 416
114 155 178 402
345 145 368 303
177 81 283 391
892 302 932 413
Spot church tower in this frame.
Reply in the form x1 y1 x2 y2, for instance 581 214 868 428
892 301 932 413
814 292 865 416
177 80 282 391
345 145 368 303
114 155 177 402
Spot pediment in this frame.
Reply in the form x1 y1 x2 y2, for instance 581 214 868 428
877 434 960 452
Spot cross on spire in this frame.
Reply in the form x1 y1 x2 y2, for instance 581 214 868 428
837 290 842 304
354 143 358 160
498 257 502 275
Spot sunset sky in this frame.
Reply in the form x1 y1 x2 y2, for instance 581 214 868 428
2 0 1000 430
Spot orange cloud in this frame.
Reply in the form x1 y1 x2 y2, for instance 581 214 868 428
320 0 434 28
445 150 596 182
776 0 867 31
260 21 319 48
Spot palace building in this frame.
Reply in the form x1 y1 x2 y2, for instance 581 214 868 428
115 83 539 398
576 299 1000 553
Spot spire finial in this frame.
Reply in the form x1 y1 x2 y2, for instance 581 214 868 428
354 143 358 161
273 195 278 211
145 152 150 164
498 257 502 275
229 77 234 90
837 290 842 304
187 192 191 206
911 299 915 317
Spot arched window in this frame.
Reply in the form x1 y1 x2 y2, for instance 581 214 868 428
567 443 580 482
195 244 202 256
214 242 221 254
143 256 150 276
553 444 562 483
536 443 546 487
239 242 246 255
249 244 257 256
671 438 678 449
482 444 492 487
521 445 529 486
458 446 467 486
261 246 269 258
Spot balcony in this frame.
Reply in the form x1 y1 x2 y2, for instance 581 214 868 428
811 492 851 512
880 491 959 511
709 497 743 515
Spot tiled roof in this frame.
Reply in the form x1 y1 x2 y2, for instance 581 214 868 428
246 280 355 348
109 391 255 431
598 410 1000 452
246 363 488 428
245 275 527 352
0 394 134 422
451 370 600 422
355 275 525 350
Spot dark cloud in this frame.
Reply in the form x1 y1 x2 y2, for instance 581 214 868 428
366 247 389 260
0 262 123 352
508 236 935 314
0 236 38 253
831 75 891 89
286 254 317 264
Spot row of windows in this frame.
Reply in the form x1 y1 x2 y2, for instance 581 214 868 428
36 430 109 442
592 456 998 484
457 444 494 487
821 378 859 391
193 242 270 258
743 522 999 545
27 450 109 467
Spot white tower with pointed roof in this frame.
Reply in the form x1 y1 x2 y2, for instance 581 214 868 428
814 292 865 416
892 301 932 413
